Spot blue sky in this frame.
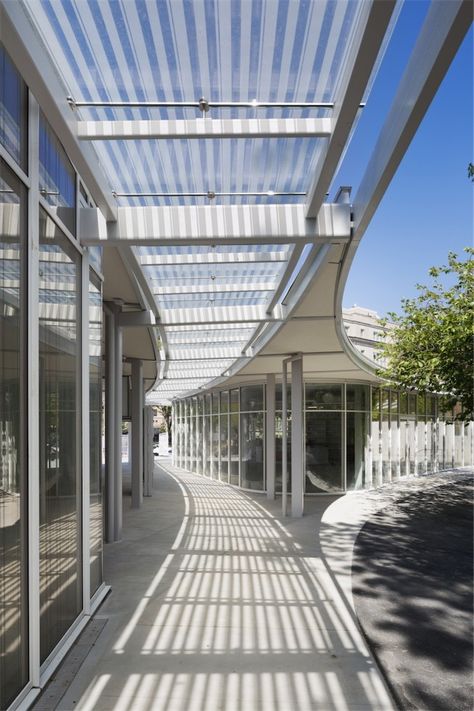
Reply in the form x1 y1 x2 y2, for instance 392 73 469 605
337 2 473 317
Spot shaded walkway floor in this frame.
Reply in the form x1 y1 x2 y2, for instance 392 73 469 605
57 463 394 711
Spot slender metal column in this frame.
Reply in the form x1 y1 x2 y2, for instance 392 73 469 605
291 356 304 518
143 406 153 497
266 374 276 499
282 361 288 516
104 307 115 542
131 359 144 508
113 306 123 540
27 91 41 687
80 248 91 613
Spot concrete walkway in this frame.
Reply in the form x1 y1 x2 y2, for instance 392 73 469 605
56 462 395 711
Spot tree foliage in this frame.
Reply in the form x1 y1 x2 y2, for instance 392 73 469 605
155 405 172 446
377 249 473 420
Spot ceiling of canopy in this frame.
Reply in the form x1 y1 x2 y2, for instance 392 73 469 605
23 0 400 401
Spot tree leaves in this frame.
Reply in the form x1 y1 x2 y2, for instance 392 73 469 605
376 249 473 421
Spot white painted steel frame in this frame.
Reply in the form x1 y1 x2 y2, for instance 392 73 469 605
78 117 333 140
81 203 351 246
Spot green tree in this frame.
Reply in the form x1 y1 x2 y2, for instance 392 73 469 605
155 405 172 447
377 249 473 420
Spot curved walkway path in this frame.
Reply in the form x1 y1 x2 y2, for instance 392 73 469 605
55 461 394 711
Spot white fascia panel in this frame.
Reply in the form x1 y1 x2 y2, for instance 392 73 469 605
81 203 351 246
77 117 333 140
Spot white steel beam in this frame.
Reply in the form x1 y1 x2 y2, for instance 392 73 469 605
80 203 351 246
153 282 276 295
78 117 333 140
139 250 289 266
352 0 472 242
305 0 397 218
159 304 284 327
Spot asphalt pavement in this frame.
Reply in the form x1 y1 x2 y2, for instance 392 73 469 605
352 475 473 711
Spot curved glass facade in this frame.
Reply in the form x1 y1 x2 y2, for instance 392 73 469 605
174 382 473 494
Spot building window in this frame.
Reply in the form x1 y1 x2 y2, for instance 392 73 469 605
39 112 76 235
0 45 27 171
39 208 82 662
0 159 28 709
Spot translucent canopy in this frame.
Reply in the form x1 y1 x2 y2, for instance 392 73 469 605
23 0 394 400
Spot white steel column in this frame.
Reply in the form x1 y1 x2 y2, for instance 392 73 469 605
27 91 41 688
291 356 304 518
80 247 91 613
131 359 144 508
104 306 115 542
143 406 153 497
266 374 276 499
281 361 290 516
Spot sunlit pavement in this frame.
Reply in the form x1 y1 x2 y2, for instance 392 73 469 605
58 463 395 711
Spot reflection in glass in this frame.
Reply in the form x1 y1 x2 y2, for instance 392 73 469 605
305 383 342 410
240 385 264 412
0 46 27 170
203 416 211 476
89 271 103 598
211 414 219 479
240 412 264 490
39 112 76 235
0 161 28 708
275 412 291 493
346 384 369 411
229 413 239 485
305 412 342 493
347 412 369 490
39 208 82 662
219 412 228 483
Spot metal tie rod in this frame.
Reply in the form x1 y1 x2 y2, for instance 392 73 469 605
112 190 306 198
67 95 338 110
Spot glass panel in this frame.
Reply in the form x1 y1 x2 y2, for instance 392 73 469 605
211 414 219 479
219 412 228 483
417 392 426 421
346 384 369 411
220 391 229 414
240 385 264 412
275 412 291 493
399 391 408 416
454 421 463 467
189 412 195 472
89 271 103 598
399 419 409 477
305 412 342 493
275 383 291 411
211 392 219 414
230 388 239 413
0 45 27 170
229 413 239 485
381 417 391 484
241 412 264 491
417 419 426 474
0 160 28 708
204 394 211 415
407 419 416 474
347 412 369 490
197 396 203 415
305 383 342 410
196 415 202 475
203 416 210 477
39 208 82 662
39 112 76 235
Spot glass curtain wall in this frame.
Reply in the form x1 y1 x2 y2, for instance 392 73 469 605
174 382 473 494
0 159 28 709
346 385 370 490
275 383 291 493
305 384 343 493
38 209 82 663
89 270 103 597
240 385 265 491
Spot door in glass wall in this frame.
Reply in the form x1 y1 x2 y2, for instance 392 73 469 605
240 412 264 490
346 412 369 490
305 412 343 493
203 416 211 476
39 209 82 663
229 413 239 485
219 414 229 483
0 160 28 708
211 414 219 479
89 270 103 598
